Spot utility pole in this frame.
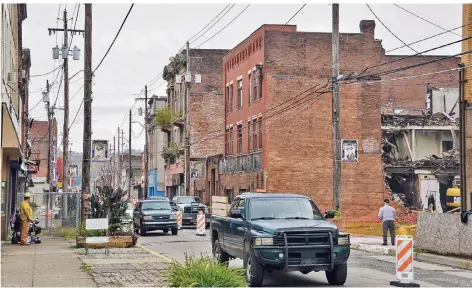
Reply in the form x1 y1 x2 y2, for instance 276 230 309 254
112 136 116 188
331 4 342 214
117 127 121 187
129 109 132 199
184 41 191 196
45 80 51 231
144 86 149 199
48 8 84 219
81 3 92 223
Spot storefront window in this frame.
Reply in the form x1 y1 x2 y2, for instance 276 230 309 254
1 181 6 215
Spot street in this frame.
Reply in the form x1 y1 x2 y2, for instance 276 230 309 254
138 229 472 287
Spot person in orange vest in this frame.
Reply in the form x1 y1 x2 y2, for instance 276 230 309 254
20 192 33 245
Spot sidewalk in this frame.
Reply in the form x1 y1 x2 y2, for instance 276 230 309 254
1 237 96 287
351 235 472 271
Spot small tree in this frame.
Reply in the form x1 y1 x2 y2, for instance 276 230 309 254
155 107 172 129
97 186 128 235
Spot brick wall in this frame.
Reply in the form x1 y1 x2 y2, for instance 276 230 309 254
466 108 472 210
380 55 460 109
30 120 57 178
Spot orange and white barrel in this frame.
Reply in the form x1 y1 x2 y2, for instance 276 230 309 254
176 211 182 229
196 211 206 236
394 235 415 284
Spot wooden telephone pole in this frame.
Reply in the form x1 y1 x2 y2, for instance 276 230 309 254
332 4 342 213
129 109 132 199
81 4 92 223
185 41 191 196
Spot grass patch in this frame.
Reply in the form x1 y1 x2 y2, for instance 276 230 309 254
165 254 245 287
59 228 78 239
80 262 92 274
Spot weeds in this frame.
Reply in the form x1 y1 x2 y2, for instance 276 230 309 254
80 262 92 274
165 253 245 287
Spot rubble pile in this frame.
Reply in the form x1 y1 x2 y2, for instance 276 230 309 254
382 110 457 127
384 149 459 171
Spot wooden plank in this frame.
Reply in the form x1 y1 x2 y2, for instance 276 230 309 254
212 196 228 204
212 202 228 211
86 218 108 230
86 236 109 244
212 208 228 217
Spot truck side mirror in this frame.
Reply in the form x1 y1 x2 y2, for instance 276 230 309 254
240 208 246 220
325 210 336 219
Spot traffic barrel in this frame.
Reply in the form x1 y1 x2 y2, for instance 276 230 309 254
196 211 206 236
390 235 420 287
176 211 182 230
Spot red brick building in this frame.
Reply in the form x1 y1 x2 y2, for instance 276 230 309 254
162 48 228 203
29 120 57 181
217 21 459 221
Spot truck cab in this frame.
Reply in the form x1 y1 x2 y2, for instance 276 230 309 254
210 193 350 287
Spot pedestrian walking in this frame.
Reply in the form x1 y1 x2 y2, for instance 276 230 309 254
20 192 33 245
378 199 396 246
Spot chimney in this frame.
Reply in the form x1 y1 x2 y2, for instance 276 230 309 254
360 20 376 38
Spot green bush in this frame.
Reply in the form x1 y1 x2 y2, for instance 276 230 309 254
165 254 245 287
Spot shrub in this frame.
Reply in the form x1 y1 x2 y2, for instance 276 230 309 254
165 254 245 287
155 107 172 129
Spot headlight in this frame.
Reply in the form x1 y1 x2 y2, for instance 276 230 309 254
338 234 350 245
143 216 152 221
170 214 177 220
254 237 273 246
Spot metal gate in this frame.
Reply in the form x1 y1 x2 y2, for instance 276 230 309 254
16 191 81 233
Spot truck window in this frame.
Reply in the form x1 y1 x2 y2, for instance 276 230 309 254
177 197 200 204
249 198 324 220
229 198 242 218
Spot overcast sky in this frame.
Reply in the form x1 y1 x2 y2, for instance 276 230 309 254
23 3 462 153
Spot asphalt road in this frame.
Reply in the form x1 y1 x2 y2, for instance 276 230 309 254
138 229 472 287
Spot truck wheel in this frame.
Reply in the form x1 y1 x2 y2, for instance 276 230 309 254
212 239 229 265
244 251 264 287
171 228 178 235
163 228 169 234
140 221 147 236
325 263 347 285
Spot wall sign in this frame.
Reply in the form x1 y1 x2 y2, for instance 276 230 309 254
341 139 358 162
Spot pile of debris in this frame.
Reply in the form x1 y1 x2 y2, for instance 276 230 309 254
382 109 457 127
384 148 459 171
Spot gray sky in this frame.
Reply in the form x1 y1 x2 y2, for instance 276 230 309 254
23 3 462 153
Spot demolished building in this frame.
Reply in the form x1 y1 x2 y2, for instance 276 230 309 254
382 99 459 213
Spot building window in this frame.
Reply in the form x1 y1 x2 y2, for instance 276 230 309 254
225 86 230 113
248 73 251 104
442 140 454 152
237 124 243 154
253 71 258 102
237 79 243 109
229 84 233 112
225 128 229 155
248 121 252 152
253 119 257 151
258 69 262 99
258 117 262 149
229 126 234 155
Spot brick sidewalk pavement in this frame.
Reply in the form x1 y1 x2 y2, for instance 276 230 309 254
76 245 170 287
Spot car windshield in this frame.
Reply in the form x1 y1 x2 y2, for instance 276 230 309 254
249 198 324 220
177 197 200 204
141 201 171 211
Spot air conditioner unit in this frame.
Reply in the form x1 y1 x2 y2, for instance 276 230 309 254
7 72 17 83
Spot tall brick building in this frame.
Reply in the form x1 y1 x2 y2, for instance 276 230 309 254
218 21 460 221
29 120 57 182
162 48 228 202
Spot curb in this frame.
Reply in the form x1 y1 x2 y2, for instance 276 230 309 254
351 244 472 271
136 244 173 263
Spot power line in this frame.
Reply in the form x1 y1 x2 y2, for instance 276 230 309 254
53 68 64 107
359 34 472 76
393 4 461 37
195 4 251 48
93 4 134 74
386 22 472 53
188 4 232 43
30 65 63 78
69 99 84 130
189 4 235 44
70 84 85 101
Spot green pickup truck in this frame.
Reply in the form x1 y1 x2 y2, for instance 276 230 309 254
210 193 350 287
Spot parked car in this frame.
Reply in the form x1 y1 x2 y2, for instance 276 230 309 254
133 199 178 236
210 193 350 287
121 203 134 224
172 196 210 226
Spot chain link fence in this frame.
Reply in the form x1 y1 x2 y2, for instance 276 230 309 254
16 191 81 233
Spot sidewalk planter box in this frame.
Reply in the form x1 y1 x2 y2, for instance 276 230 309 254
76 236 86 248
86 235 134 249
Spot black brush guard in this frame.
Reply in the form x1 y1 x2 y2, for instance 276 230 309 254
277 230 335 272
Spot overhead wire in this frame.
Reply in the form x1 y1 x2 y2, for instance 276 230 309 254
194 4 251 48
69 99 84 130
30 65 63 78
187 4 232 43
93 3 135 74
393 4 461 37
189 4 235 44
